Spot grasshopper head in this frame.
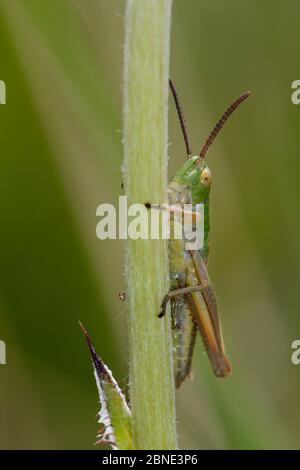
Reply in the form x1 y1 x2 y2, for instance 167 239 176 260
173 155 212 203
169 79 250 204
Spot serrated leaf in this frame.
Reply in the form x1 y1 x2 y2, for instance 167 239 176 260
80 322 132 450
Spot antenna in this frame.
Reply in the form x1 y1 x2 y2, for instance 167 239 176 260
198 91 250 162
169 78 192 157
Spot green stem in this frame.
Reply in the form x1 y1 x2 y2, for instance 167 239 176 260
123 0 177 450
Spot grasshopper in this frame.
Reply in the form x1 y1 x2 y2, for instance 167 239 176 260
160 79 250 387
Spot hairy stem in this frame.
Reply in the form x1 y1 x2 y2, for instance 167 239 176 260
123 0 177 450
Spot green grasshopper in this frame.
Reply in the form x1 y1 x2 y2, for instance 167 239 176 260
159 79 250 388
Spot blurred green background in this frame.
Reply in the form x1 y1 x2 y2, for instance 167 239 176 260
0 0 300 449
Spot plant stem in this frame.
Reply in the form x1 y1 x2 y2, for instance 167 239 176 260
123 0 177 450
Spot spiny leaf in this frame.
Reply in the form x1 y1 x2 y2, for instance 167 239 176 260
80 322 132 450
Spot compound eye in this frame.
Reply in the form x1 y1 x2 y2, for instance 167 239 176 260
200 167 212 186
